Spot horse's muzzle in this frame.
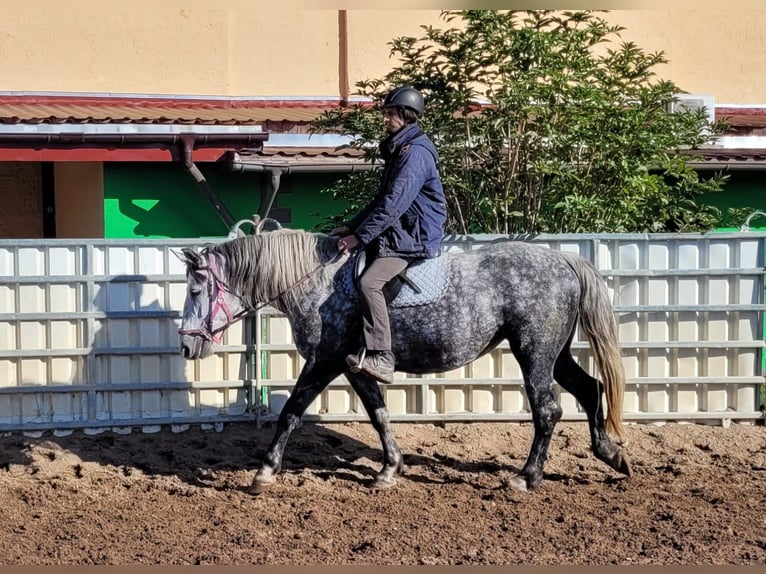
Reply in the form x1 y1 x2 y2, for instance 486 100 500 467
180 334 211 360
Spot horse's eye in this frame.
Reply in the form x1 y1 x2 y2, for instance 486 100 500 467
191 287 202 297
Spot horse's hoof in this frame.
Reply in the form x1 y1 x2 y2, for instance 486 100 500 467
501 474 529 492
248 467 277 495
371 475 397 490
617 454 633 477
247 478 273 495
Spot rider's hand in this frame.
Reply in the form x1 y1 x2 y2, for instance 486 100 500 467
331 225 351 237
337 234 360 253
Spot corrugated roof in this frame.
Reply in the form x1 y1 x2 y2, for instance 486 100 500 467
1 94 766 126
240 146 366 160
0 96 341 125
693 147 766 160
686 147 766 169
3 95 766 169
716 107 766 128
0 103 329 125
232 146 375 170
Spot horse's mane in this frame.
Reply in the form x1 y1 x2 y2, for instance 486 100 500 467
209 229 339 310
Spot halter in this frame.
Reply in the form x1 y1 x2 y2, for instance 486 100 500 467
178 252 248 344
179 248 344 345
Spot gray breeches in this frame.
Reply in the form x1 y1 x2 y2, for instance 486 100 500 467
358 256 408 351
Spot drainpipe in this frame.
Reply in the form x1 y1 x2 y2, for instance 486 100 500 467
0 127 266 232
260 167 285 220
338 10 349 106
181 135 236 228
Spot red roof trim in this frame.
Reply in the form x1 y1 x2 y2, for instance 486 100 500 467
716 107 766 117
0 147 228 162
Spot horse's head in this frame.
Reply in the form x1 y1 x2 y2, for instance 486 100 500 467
177 246 248 360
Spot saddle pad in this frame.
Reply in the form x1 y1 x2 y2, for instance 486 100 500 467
391 256 449 307
338 254 450 308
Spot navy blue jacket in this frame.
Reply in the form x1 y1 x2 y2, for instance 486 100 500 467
348 123 447 259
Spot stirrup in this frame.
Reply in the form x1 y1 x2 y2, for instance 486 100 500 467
347 347 366 373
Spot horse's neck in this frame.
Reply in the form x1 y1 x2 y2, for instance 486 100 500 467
283 251 346 311
255 234 341 315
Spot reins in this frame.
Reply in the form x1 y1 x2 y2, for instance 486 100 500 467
246 250 343 313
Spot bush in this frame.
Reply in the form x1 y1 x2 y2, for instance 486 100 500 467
313 10 732 234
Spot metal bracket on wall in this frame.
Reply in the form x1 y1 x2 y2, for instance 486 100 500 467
180 135 236 229
259 167 286 221
740 210 766 231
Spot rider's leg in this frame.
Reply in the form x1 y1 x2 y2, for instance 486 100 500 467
347 256 408 384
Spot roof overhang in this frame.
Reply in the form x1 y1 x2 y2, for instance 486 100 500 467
229 133 378 173
229 149 376 173
4 93 766 167
683 136 766 171
0 123 269 162
686 148 766 171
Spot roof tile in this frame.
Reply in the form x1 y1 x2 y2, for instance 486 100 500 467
0 99 335 125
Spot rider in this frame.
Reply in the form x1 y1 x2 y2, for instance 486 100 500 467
333 85 447 384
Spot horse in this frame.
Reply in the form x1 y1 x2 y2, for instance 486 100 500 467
177 219 631 494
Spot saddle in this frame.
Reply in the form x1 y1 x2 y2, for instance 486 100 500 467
347 250 449 308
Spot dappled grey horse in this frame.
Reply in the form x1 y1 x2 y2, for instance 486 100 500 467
177 220 631 493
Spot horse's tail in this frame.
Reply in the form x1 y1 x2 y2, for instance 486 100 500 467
561 252 625 438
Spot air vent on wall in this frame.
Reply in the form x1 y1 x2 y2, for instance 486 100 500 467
670 93 716 125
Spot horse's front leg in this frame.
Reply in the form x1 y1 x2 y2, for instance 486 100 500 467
250 363 338 494
346 373 403 489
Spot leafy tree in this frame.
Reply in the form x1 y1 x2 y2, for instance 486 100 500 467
312 10 736 234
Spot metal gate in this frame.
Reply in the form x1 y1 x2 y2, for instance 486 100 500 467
0 233 764 434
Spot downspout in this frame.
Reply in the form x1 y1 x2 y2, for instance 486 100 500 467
181 135 236 228
260 167 285 220
338 10 349 106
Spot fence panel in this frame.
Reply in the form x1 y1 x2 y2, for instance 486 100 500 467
0 239 251 434
0 233 763 433
256 233 766 425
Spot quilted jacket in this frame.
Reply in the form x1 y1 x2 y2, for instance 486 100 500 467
347 123 446 259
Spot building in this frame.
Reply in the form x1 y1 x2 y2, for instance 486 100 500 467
2 8 766 238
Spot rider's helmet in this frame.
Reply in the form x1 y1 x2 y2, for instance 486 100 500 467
382 86 425 116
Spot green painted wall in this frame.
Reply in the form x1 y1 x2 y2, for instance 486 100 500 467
700 170 766 231
104 163 766 238
103 163 346 238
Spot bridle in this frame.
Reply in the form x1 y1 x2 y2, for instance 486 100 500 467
178 247 344 344
178 251 248 344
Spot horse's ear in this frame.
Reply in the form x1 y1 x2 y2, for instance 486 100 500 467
177 247 203 267
170 248 185 263
256 217 282 233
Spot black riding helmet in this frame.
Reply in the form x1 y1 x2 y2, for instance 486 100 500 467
382 86 425 116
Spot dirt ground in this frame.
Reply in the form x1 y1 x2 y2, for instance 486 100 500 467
1 418 765 565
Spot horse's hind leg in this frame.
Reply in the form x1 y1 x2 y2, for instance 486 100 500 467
250 363 338 494
508 354 562 492
346 373 403 489
554 349 631 477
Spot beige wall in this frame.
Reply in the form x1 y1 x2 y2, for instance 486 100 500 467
54 163 104 239
1 8 765 103
607 10 766 103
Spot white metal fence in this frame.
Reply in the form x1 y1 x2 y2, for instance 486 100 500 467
0 233 764 434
